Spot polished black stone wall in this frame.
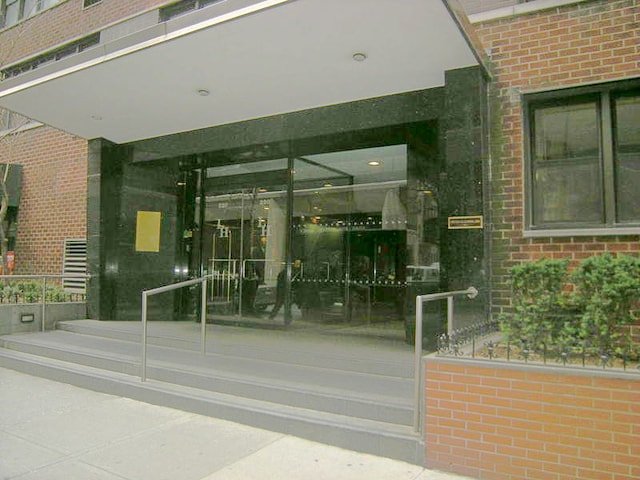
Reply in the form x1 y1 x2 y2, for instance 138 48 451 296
87 140 179 320
131 88 445 161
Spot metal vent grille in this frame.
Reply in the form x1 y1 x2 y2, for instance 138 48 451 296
62 239 87 294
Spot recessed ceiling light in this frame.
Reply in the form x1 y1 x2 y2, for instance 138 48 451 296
258 187 267 192
367 160 382 167
197 89 210 96
323 183 333 188
352 52 367 62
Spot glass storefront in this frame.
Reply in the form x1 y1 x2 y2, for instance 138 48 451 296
191 134 444 342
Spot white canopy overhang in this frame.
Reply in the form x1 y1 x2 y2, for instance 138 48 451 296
0 0 483 144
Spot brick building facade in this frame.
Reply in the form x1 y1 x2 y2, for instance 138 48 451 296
472 0 640 316
0 0 638 314
0 125 86 274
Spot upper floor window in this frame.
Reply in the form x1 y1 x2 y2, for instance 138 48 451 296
1 0 63 29
159 0 224 22
525 82 640 233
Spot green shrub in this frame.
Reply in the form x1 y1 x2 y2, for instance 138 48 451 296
500 258 570 348
0 281 76 304
571 253 640 353
500 254 640 356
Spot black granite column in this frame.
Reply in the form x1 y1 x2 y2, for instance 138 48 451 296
440 66 490 322
86 139 124 320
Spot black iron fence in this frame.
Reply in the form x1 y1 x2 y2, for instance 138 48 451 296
436 319 640 372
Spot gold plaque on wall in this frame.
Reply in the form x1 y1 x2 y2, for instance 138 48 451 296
447 215 484 230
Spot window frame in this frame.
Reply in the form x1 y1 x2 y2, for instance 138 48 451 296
523 80 640 237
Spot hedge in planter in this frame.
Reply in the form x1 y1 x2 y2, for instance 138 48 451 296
501 253 640 357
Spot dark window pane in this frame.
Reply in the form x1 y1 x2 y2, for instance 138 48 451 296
532 101 603 225
613 94 640 222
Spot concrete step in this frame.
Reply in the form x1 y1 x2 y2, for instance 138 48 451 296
56 320 413 378
0 331 413 427
0 344 423 465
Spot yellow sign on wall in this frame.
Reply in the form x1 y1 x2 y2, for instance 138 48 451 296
135 211 161 252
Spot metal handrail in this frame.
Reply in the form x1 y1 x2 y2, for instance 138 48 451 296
141 275 209 382
0 274 90 333
413 286 478 433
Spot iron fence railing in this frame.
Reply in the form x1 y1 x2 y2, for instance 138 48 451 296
436 320 640 372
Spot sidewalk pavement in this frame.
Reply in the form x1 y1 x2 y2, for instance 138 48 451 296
0 367 474 480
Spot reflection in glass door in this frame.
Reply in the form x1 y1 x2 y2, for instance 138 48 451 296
195 138 442 341
291 145 411 328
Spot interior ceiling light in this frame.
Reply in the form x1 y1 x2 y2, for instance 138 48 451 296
367 160 382 167
197 88 210 96
323 183 333 188
352 52 367 62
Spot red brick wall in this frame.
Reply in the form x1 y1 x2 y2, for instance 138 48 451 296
0 125 87 274
425 357 640 480
474 0 640 315
0 0 168 66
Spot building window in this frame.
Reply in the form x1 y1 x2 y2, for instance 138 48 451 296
159 0 223 22
1 0 63 29
83 0 101 7
525 83 640 232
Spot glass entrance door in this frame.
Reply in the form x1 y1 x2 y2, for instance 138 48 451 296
200 159 289 320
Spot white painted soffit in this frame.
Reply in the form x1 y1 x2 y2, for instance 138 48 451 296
0 0 480 144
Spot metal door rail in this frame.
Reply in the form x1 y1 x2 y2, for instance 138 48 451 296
413 286 478 433
141 276 209 382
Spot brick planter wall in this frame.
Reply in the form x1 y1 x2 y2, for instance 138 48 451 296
424 357 640 480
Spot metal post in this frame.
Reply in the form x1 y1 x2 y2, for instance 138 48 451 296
413 294 423 432
41 276 47 332
201 277 207 355
239 193 245 317
141 292 148 382
447 296 454 337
